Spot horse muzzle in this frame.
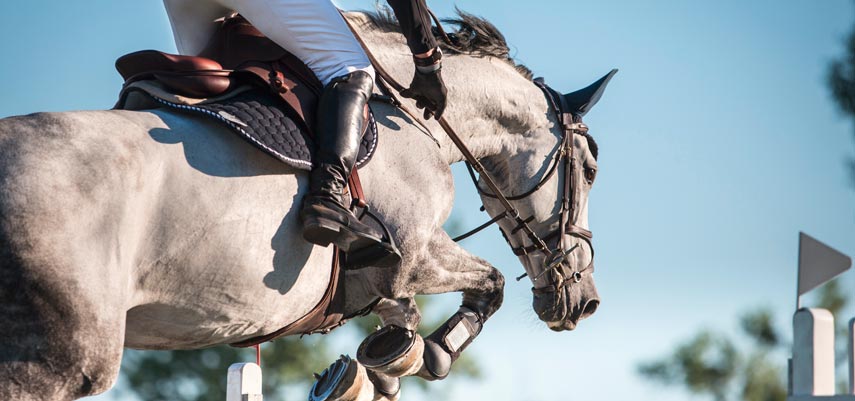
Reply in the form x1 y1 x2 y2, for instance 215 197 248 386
543 297 599 332
532 274 599 332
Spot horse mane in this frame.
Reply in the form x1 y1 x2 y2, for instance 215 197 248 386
361 8 533 80
358 8 600 158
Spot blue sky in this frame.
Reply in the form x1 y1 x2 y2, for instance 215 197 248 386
4 1 855 400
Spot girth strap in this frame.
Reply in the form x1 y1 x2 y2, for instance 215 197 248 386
231 165 370 347
230 251 345 347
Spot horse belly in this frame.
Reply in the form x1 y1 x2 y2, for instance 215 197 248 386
124 190 336 349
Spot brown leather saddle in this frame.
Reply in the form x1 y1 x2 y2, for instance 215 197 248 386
116 15 324 133
115 15 381 345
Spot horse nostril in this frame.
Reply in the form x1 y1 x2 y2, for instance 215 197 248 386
580 299 599 320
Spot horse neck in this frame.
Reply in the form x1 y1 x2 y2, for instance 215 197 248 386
435 57 551 165
352 15 552 165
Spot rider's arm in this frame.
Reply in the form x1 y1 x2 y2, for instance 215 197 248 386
386 0 446 120
385 0 438 56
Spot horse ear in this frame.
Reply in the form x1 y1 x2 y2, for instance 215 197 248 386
563 69 618 117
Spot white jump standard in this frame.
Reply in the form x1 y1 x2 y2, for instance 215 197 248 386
787 233 854 401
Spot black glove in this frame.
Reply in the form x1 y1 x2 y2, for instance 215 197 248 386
400 49 447 120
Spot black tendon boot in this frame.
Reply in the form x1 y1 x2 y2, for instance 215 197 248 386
301 71 400 268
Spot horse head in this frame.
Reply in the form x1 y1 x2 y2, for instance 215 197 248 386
481 70 616 332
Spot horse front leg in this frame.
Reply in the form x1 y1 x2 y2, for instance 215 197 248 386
359 232 505 382
412 233 505 381
311 234 504 401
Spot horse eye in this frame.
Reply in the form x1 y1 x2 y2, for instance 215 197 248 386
584 168 596 184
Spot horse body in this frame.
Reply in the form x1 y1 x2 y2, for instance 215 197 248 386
0 96 456 401
0 13 605 400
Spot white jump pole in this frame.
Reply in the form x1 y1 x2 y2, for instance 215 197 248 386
792 308 836 396
227 363 263 401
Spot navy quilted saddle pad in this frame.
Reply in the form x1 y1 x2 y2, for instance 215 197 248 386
123 86 378 171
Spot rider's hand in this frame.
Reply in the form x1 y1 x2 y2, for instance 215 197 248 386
400 48 447 120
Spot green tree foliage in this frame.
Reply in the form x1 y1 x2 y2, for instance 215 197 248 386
116 296 480 400
637 280 848 401
640 18 855 398
828 18 855 185
637 331 738 401
116 336 330 401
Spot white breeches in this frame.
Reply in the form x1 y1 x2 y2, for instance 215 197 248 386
163 0 374 85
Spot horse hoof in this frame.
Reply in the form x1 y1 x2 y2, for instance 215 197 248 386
309 355 357 401
357 325 424 377
309 355 377 401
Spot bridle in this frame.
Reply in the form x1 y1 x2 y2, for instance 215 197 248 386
460 79 595 296
343 15 595 295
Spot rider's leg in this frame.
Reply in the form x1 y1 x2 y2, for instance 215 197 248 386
299 70 385 252
222 0 389 256
166 0 396 261
225 0 396 258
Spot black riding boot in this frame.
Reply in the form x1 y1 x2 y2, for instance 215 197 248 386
301 71 399 268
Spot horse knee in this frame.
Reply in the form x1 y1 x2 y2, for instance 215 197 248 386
0 323 123 399
0 353 121 400
0 256 124 399
462 268 505 318
488 267 505 295
73 351 122 397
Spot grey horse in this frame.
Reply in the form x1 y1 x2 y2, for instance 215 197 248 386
0 12 610 401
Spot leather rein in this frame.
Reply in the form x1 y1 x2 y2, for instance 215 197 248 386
344 15 594 295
